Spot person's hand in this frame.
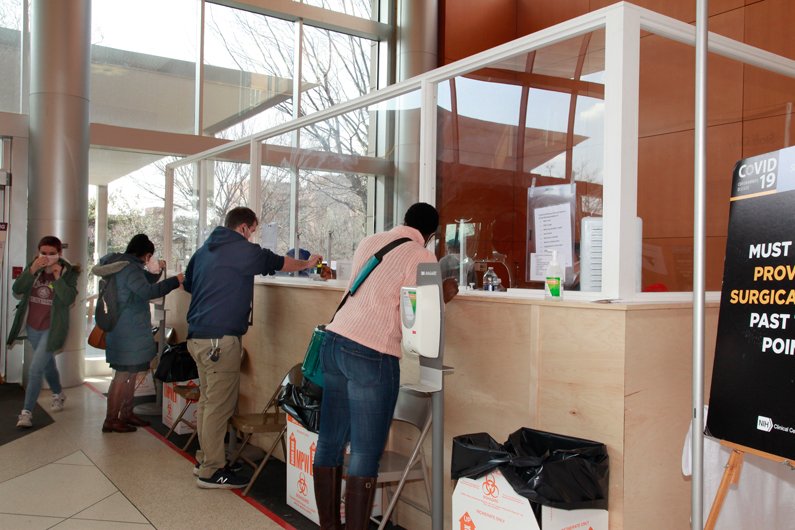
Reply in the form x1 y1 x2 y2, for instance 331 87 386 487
30 255 49 274
176 273 185 285
307 254 323 269
51 263 62 280
159 260 167 271
320 264 336 280
443 277 459 303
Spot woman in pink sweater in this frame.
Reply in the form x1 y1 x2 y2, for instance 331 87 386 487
312 203 458 530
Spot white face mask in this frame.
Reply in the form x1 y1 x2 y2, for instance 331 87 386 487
44 255 59 266
146 256 161 274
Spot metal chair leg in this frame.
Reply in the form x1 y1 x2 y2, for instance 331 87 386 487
230 433 252 466
242 426 286 497
165 401 192 441
181 430 197 452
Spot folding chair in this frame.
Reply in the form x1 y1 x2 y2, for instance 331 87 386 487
164 384 200 451
229 363 303 497
344 386 433 530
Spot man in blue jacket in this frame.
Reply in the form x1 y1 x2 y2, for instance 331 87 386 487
183 206 321 489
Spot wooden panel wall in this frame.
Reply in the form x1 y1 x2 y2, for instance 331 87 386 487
623 306 719 529
167 283 721 530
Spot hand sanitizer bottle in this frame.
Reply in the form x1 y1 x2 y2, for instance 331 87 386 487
545 250 563 301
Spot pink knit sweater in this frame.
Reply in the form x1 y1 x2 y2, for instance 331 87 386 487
326 225 437 358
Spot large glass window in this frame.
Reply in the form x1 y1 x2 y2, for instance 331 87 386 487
91 0 198 134
206 160 250 233
436 30 606 292
0 0 21 114
203 3 295 140
301 25 374 116
253 90 421 262
172 163 199 269
90 148 168 264
296 0 373 20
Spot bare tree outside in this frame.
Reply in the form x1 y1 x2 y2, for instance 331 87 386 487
102 1 379 269
205 3 375 260
0 0 21 30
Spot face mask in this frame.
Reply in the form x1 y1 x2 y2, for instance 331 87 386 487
44 255 59 266
146 256 161 274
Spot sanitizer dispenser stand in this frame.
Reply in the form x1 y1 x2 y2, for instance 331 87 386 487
400 262 452 530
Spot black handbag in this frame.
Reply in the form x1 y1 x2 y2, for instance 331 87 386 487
154 342 198 382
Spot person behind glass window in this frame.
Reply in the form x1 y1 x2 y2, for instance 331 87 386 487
8 236 80 428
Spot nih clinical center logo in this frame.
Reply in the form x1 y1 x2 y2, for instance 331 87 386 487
757 416 773 432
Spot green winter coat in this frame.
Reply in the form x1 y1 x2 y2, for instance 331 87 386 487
6 257 81 352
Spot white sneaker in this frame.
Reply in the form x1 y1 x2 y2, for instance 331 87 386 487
51 392 66 413
16 410 32 428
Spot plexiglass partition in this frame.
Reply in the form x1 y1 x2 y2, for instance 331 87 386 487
435 30 605 292
167 2 795 301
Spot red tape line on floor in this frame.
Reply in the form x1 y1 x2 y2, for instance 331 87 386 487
83 382 298 530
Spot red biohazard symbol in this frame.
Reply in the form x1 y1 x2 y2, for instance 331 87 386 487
481 474 499 498
298 472 308 496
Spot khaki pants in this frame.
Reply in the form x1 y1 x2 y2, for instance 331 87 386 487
188 336 241 479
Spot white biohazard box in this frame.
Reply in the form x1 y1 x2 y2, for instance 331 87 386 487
286 415 381 524
452 469 607 530
134 370 156 397
111 369 156 397
161 379 199 435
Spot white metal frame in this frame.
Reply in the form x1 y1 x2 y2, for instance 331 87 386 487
168 2 795 302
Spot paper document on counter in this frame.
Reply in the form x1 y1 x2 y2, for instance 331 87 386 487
534 204 572 267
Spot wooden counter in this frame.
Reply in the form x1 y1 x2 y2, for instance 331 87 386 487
165 279 719 530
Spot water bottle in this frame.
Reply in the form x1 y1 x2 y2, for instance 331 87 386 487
482 267 498 291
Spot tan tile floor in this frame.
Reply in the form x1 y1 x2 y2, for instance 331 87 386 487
0 383 291 530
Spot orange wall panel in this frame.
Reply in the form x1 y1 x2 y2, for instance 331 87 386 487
638 32 743 138
516 0 588 37
443 0 518 63
740 114 795 159
638 123 741 241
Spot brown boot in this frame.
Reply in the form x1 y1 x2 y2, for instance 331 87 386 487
313 466 343 530
102 377 137 433
119 376 150 427
344 475 377 530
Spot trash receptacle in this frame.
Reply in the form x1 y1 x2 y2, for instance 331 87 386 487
452 427 609 511
278 377 323 433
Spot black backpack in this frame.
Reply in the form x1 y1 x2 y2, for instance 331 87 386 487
93 255 130 332
95 274 121 332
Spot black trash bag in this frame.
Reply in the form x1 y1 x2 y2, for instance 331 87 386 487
278 378 323 433
153 342 198 382
452 427 609 510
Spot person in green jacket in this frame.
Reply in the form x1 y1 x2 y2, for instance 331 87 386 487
7 236 80 428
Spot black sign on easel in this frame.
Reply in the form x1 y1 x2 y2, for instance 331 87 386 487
707 145 795 459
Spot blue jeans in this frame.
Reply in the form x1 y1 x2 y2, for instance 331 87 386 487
23 325 62 413
314 330 400 478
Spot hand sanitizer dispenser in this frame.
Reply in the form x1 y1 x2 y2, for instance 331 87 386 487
401 285 441 358
400 262 451 530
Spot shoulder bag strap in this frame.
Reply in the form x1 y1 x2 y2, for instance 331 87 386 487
330 237 413 321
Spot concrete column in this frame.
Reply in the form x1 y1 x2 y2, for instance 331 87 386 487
395 0 437 218
28 0 91 388
94 185 108 294
95 185 108 260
